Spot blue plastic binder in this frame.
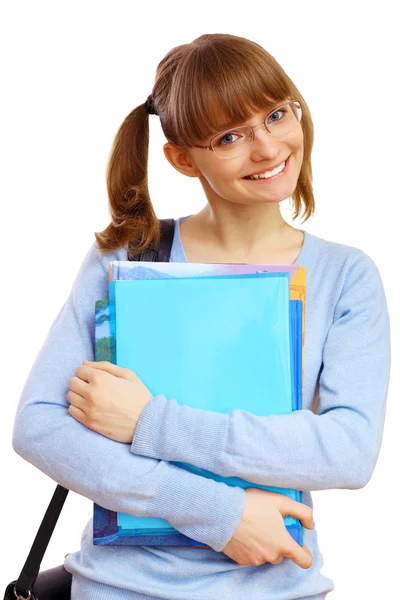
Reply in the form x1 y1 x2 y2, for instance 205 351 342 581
93 272 304 547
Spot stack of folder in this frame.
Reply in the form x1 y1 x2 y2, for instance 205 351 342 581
92 261 306 548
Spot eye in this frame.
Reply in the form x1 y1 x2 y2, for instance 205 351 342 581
214 130 244 147
267 107 287 124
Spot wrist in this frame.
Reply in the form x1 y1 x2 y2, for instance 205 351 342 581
131 395 154 442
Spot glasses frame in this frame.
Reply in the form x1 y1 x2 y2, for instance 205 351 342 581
193 98 302 159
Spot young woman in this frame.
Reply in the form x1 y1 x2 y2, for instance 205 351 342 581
12 33 391 600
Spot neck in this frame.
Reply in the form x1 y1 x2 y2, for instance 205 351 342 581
188 204 293 256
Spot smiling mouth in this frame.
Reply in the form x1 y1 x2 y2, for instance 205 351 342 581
241 155 291 181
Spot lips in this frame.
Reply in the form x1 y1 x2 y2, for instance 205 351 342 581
244 157 289 178
241 154 291 182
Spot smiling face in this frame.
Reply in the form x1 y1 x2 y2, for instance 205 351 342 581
164 99 304 211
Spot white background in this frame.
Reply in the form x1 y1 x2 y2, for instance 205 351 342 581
1 1 398 598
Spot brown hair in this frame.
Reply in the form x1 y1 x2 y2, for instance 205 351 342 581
95 33 315 259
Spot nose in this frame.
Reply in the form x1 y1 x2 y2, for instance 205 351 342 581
249 121 282 159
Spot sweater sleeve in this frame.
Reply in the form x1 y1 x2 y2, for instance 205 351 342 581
130 250 391 491
12 243 245 553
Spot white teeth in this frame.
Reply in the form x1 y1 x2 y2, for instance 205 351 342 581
247 160 286 179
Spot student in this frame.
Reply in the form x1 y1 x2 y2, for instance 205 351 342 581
12 33 391 600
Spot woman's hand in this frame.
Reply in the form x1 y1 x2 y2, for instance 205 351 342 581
67 360 153 443
222 488 314 568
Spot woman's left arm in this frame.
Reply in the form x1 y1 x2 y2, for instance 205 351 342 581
128 250 391 492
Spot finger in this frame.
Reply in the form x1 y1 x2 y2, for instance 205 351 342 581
66 389 86 411
82 360 111 368
82 361 135 381
83 360 119 371
75 364 98 382
75 364 119 383
279 497 314 529
284 537 313 570
301 544 313 566
303 518 315 530
68 404 87 424
68 374 90 394
270 556 284 565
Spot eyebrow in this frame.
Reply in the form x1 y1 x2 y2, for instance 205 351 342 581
217 99 287 133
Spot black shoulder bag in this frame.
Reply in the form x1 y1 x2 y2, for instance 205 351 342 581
4 218 176 600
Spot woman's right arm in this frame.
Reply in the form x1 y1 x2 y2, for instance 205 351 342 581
12 242 246 553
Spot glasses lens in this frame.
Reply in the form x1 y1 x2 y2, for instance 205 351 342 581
211 101 301 159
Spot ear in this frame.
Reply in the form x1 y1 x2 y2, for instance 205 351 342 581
163 142 202 178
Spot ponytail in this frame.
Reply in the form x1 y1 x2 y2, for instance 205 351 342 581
94 102 161 259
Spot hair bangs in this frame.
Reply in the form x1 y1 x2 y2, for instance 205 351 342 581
168 36 291 148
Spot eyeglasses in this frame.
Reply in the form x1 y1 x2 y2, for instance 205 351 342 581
193 99 302 159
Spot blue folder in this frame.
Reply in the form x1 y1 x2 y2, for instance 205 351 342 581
93 272 304 547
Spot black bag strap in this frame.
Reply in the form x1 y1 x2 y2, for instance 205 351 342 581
128 218 175 262
12 217 176 598
13 485 69 598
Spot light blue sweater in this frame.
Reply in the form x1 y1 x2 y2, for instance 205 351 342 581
12 215 391 600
